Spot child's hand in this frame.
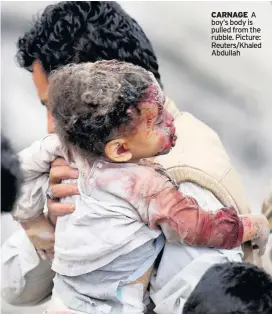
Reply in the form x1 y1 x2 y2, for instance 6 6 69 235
252 225 270 256
252 217 270 256
21 214 55 261
241 214 270 256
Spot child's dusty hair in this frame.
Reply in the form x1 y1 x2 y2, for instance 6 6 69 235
48 60 160 156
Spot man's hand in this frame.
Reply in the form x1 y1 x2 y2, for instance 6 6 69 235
21 158 79 261
47 158 79 225
21 214 55 261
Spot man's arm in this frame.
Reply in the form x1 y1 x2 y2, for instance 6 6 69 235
13 134 66 221
1 227 55 305
11 134 71 260
1 157 78 306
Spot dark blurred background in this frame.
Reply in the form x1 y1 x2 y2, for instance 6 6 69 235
1 2 272 312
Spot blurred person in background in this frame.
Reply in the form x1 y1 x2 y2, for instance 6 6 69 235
1 1 267 313
183 262 272 314
1 134 22 213
262 184 272 274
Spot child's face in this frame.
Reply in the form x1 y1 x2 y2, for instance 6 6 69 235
125 89 176 160
105 82 176 163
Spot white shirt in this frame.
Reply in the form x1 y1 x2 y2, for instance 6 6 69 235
150 182 243 314
1 182 243 313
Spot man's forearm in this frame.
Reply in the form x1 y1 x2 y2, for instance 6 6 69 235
1 228 55 305
12 134 65 222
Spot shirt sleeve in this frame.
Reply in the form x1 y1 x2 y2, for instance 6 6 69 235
12 134 67 221
1 228 55 306
150 182 243 314
138 168 244 249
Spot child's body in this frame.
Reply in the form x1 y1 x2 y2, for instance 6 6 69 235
13 61 269 314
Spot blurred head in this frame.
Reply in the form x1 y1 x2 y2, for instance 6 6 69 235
48 61 175 162
1 135 22 212
183 262 272 314
16 1 161 133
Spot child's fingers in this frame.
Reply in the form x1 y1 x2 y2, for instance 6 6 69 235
258 245 265 257
46 249 55 262
259 240 268 256
254 239 268 257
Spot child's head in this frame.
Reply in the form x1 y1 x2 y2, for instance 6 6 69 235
48 60 176 162
183 262 272 314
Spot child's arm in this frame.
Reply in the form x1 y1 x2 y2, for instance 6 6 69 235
96 164 269 255
140 171 269 254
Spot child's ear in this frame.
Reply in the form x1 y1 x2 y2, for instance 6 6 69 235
104 139 132 162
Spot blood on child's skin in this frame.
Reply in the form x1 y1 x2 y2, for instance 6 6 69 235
145 110 156 132
241 215 254 238
241 216 253 229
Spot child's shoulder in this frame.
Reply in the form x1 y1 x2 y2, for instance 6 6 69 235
93 159 156 184
94 159 163 181
25 133 63 153
19 133 68 162
92 159 173 201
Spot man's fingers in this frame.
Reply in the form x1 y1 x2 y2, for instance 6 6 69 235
37 249 47 261
37 249 54 262
48 161 78 219
51 157 69 167
48 200 75 216
50 184 79 198
49 166 79 184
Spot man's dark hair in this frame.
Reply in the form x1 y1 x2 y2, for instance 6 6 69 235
183 262 272 314
48 60 161 156
16 1 161 86
1 135 22 212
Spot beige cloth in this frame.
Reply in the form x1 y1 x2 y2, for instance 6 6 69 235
155 98 259 266
261 183 272 274
262 183 272 230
